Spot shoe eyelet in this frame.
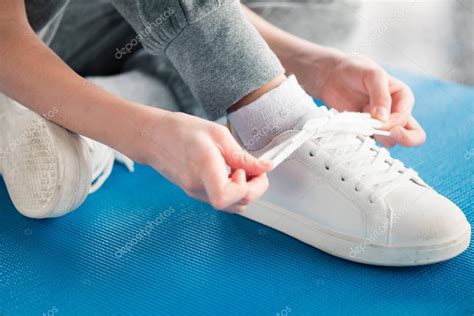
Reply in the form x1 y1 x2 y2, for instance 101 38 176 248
340 177 345 182
325 165 330 170
309 152 314 157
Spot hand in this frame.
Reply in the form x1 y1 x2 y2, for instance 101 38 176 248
141 110 272 213
295 53 426 147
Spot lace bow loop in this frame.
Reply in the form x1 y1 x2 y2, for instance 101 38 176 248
260 111 389 168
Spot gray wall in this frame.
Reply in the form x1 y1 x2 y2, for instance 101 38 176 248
246 0 474 86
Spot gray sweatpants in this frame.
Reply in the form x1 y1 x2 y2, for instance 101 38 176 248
30 0 284 120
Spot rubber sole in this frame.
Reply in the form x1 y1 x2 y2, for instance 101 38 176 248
0 95 92 218
242 199 471 266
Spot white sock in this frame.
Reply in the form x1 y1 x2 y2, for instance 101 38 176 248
228 75 317 151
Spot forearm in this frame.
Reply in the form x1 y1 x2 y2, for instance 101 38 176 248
241 5 344 76
0 26 158 163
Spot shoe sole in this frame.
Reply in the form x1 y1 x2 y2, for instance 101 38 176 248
0 95 92 218
242 200 471 266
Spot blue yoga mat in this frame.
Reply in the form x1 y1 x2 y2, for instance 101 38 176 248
0 69 473 315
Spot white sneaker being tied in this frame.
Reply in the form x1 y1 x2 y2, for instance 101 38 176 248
0 94 133 219
234 99 471 266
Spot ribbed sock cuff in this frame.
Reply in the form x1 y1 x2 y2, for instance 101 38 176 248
228 75 315 150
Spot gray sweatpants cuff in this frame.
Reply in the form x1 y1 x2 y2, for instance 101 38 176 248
164 1 284 120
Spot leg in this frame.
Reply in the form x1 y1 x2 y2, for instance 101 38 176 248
0 1 143 218
110 0 285 119
50 0 207 117
49 0 141 76
110 0 304 149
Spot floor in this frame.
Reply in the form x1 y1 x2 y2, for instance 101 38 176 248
246 0 474 87
2 69 472 315
1 2 473 314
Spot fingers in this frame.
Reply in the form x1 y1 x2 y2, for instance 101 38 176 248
223 173 269 213
184 125 274 212
238 173 270 206
228 149 272 176
187 146 271 213
375 116 426 148
200 145 248 210
372 76 419 147
189 169 269 214
364 68 392 122
374 134 397 148
380 78 422 147
202 159 270 212
201 147 269 211
382 77 415 130
390 116 426 147
219 129 273 176
227 205 248 213
182 124 273 212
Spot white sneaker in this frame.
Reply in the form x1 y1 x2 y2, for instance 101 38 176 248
235 106 471 266
0 94 133 218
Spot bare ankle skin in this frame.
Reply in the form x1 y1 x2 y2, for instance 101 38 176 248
227 74 287 113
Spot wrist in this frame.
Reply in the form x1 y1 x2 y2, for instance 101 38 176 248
283 43 346 96
136 107 174 167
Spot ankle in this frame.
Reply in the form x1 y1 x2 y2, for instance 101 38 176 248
227 74 287 113
227 75 315 151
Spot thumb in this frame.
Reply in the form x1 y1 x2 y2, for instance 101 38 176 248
364 69 392 122
221 135 273 176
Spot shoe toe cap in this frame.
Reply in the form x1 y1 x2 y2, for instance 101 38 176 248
390 189 470 246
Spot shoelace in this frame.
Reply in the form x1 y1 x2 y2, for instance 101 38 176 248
83 137 134 193
259 109 419 202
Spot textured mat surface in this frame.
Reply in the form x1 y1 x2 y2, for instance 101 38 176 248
0 70 473 315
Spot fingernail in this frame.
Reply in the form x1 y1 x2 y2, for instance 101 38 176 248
375 107 389 122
